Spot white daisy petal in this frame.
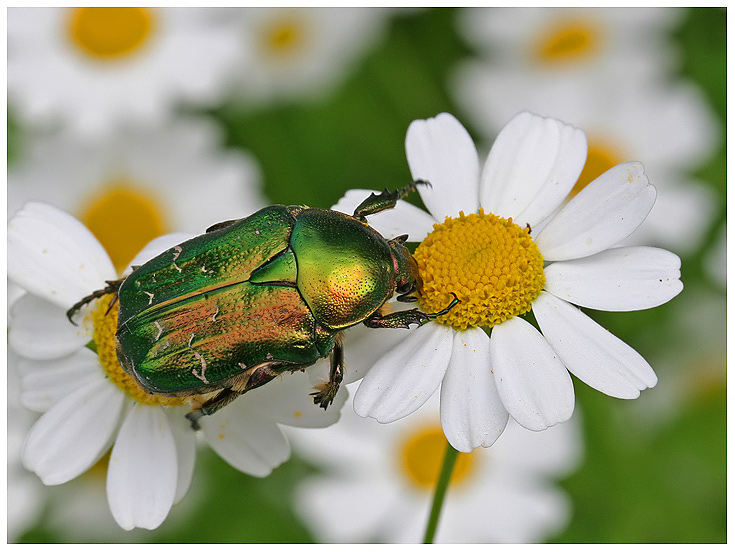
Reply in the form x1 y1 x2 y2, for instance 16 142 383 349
440 328 509 452
332 189 436 241
490 316 575 431
9 294 91 360
533 291 657 399
8 202 116 309
405 113 481 220
535 161 656 261
480 111 587 227
342 322 420 385
544 246 683 311
18 348 102 412
166 409 197 504
201 407 290 477
353 323 454 423
107 404 178 531
23 378 125 485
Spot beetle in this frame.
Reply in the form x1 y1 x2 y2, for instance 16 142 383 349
67 183 457 428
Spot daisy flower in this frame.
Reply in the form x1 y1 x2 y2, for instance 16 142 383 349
457 7 683 82
288 387 582 543
453 8 720 255
334 112 682 452
8 202 347 531
7 116 264 275
223 7 390 104
8 7 241 136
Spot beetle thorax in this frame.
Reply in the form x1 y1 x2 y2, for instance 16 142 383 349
291 209 396 330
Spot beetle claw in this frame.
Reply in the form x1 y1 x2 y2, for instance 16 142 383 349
66 279 123 325
311 382 340 409
185 410 203 431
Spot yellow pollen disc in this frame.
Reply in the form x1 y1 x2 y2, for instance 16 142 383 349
92 295 189 407
534 18 601 64
569 138 621 198
414 209 545 331
80 181 167 274
400 425 477 490
69 7 154 60
259 12 309 58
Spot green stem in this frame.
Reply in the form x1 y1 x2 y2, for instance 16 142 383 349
423 441 459 543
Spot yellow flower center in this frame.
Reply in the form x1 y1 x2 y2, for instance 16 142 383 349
400 424 478 490
80 181 167 274
92 295 189 407
569 138 621 198
69 7 154 60
534 18 601 65
414 209 545 331
258 11 309 59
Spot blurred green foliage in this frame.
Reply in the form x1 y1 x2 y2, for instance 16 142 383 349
12 7 726 544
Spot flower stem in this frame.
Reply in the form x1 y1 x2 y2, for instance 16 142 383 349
423 440 459 543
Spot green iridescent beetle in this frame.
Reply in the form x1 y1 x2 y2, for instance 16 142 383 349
67 184 457 428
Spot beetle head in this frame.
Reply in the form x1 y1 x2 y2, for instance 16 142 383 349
388 235 422 302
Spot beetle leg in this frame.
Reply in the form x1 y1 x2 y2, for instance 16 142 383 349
185 363 283 430
66 279 124 325
364 308 430 329
186 388 241 430
352 180 430 221
311 333 344 410
364 293 461 329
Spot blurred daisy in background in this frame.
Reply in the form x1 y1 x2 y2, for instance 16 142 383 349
223 7 392 105
335 112 682 452
7 354 45 542
453 7 720 256
7 203 347 531
642 283 726 424
455 8 682 84
288 389 582 543
7 7 241 137
8 116 264 275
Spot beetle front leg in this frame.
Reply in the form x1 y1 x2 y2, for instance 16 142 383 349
364 308 431 329
352 180 429 220
364 293 460 329
311 334 344 410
